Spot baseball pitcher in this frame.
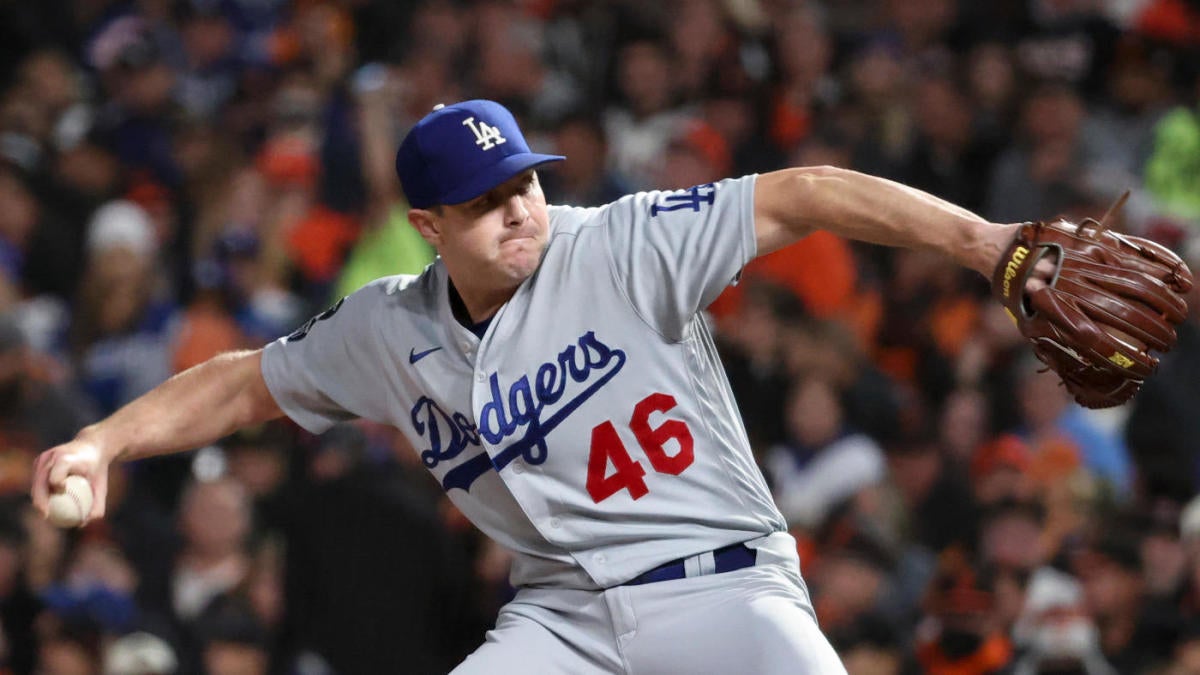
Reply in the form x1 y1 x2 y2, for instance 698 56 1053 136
31 100 1191 673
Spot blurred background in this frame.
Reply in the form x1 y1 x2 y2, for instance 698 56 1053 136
0 0 1199 673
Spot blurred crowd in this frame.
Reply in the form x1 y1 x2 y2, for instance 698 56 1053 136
1 0 1199 673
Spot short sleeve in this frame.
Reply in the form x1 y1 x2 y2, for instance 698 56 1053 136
260 285 393 433
602 176 758 340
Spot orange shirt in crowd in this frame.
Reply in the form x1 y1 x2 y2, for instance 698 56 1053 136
916 633 1013 675
708 230 857 320
769 91 815 152
172 302 246 373
286 206 361 284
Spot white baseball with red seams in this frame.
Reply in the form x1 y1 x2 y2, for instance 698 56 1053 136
47 475 93 528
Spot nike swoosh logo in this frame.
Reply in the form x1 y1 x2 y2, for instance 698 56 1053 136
409 346 443 364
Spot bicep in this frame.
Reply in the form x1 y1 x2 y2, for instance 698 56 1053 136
753 169 820 257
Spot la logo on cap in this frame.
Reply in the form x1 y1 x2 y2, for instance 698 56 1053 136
462 116 507 151
394 100 564 208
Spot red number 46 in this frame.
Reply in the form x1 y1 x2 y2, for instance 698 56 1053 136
586 392 695 503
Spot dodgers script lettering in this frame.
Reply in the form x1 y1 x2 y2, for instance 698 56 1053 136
412 331 627 491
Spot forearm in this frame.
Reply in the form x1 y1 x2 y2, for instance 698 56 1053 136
78 349 282 463
756 166 1018 276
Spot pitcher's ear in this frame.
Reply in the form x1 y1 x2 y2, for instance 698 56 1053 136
409 208 442 246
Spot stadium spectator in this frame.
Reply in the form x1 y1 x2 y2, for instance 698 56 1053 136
604 38 690 189
1014 354 1133 498
765 376 887 532
542 113 632 207
1011 566 1117 675
914 553 1013 675
1077 529 1178 672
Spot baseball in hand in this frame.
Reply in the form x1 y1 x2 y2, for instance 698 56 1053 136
47 475 94 528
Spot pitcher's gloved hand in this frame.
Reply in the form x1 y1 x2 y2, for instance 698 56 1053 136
992 196 1193 408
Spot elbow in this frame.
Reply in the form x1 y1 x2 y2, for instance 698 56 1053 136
779 165 851 204
244 383 284 426
755 166 859 253
232 350 284 426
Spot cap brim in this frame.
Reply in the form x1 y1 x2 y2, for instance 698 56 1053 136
440 153 565 206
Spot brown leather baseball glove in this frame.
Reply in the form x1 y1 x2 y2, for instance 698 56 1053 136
992 197 1193 408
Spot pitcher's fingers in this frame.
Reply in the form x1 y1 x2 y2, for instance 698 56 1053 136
89 475 108 521
30 452 53 512
47 458 75 489
1033 253 1058 280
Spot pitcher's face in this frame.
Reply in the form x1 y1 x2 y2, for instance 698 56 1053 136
413 170 550 288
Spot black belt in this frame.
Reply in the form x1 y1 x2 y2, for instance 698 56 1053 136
624 543 757 586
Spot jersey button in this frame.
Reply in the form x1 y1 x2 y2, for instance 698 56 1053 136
549 517 562 529
512 464 524 475
476 373 486 383
594 553 607 565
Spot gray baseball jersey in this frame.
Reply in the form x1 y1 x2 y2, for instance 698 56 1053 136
261 175 788 590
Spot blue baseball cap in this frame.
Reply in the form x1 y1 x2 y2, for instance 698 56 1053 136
395 100 565 209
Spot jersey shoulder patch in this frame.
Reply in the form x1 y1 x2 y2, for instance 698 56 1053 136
285 297 346 342
284 268 437 344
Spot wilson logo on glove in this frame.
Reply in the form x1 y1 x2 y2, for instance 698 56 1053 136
1001 246 1029 299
